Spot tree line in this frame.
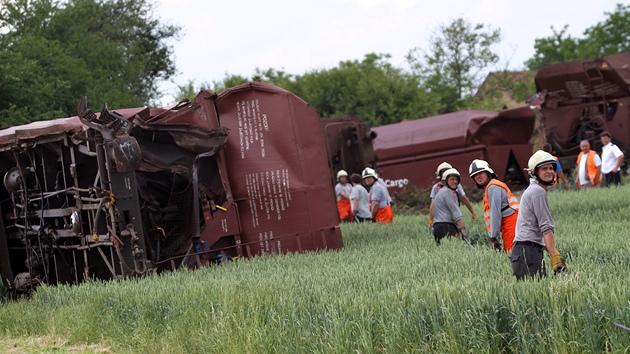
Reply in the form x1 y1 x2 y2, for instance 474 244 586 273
1 1 629 129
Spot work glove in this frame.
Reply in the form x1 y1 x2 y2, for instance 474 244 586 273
551 249 567 274
458 227 468 239
471 212 478 220
489 237 502 251
428 219 433 229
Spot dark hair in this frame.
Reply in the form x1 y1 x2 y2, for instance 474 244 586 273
600 131 611 138
350 173 362 184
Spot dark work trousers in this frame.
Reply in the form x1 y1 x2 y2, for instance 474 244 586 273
510 241 547 280
354 216 372 223
604 172 621 186
433 222 458 245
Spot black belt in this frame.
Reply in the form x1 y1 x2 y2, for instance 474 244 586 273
514 241 543 249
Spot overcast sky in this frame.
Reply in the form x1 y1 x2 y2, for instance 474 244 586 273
155 0 623 105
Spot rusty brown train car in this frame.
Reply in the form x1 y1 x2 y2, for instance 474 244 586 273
536 52 630 170
371 106 536 192
0 82 343 293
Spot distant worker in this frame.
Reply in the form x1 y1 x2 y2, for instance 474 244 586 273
429 162 477 229
362 167 394 223
375 169 394 207
599 131 624 186
469 159 519 252
511 150 566 280
335 170 353 222
542 143 569 191
349 173 372 223
574 140 602 189
432 168 469 245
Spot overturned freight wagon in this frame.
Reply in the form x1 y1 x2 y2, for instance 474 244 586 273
372 106 536 192
0 82 343 293
536 51 630 170
320 116 378 183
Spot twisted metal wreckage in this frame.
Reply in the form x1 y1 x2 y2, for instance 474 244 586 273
0 83 343 293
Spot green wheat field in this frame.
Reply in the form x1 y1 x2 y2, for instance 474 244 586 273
0 185 629 353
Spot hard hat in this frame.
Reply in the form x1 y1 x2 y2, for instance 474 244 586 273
469 159 494 178
441 168 461 183
528 150 557 172
435 162 452 179
336 170 348 179
362 167 378 179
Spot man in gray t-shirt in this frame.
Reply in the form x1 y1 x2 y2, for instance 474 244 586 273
511 150 567 280
432 168 469 245
349 173 371 223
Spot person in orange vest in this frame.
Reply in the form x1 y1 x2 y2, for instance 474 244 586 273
469 159 519 253
362 167 394 224
574 139 602 189
542 143 569 191
334 170 353 222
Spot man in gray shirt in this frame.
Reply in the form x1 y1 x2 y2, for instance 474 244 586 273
432 168 469 245
511 150 567 280
349 173 371 223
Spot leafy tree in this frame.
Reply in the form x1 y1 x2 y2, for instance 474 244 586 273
525 4 630 70
0 0 180 126
406 18 501 113
180 54 434 127
287 53 435 127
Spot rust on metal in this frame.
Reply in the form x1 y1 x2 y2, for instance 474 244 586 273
0 83 342 293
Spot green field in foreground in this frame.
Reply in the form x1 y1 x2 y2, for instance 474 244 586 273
1 185 629 353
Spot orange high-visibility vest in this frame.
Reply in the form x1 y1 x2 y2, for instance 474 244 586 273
483 179 519 234
576 150 602 187
551 155 559 186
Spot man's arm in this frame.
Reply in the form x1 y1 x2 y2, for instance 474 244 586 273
557 171 569 190
614 154 625 172
370 201 378 219
461 195 476 217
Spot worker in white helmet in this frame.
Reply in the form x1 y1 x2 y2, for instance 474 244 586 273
362 167 394 223
432 168 469 245
469 159 519 253
511 150 567 280
429 162 477 229
335 170 353 223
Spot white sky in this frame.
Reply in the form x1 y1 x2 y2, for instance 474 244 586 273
155 0 624 105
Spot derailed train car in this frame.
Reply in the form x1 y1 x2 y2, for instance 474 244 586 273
536 51 630 169
371 106 537 191
0 82 343 293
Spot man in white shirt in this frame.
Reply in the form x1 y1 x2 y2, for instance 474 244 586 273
600 131 625 186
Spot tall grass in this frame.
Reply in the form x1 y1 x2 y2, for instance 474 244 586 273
0 185 629 353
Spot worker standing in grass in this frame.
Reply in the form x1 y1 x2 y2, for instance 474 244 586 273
362 167 394 223
335 170 353 223
511 150 567 280
469 159 519 253
349 173 372 223
432 168 469 245
428 162 477 229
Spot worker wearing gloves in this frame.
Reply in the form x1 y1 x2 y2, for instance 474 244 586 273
511 150 567 280
429 162 477 229
432 168 469 245
469 159 519 253
334 170 353 223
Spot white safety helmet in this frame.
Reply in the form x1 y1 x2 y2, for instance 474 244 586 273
435 162 453 180
337 170 348 179
468 159 494 177
362 167 378 179
441 168 461 184
527 150 557 185
469 159 497 188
